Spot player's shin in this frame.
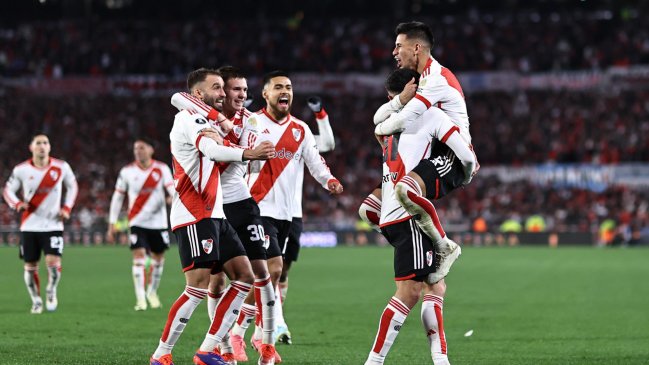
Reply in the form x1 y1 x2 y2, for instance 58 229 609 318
207 289 225 321
200 281 252 352
255 276 275 344
133 258 147 307
366 297 410 365
23 265 41 304
147 258 164 296
421 294 449 365
152 286 207 359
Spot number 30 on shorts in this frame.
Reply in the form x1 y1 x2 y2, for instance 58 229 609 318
49 236 64 254
247 224 266 246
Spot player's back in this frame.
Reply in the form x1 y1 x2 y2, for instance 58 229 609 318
418 57 470 142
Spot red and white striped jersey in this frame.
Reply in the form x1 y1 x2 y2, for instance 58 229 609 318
247 109 336 221
171 92 258 205
380 107 473 226
291 110 335 218
169 109 245 230
3 158 78 232
108 160 174 229
375 57 470 142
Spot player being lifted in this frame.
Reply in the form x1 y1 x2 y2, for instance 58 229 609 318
3 134 78 314
276 95 336 345
171 65 283 365
365 68 477 365
150 68 274 365
246 70 343 355
107 138 174 311
371 21 477 282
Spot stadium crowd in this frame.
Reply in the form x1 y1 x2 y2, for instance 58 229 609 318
2 4 649 77
1 89 647 240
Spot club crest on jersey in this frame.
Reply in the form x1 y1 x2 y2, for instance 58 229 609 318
151 171 160 181
292 128 302 142
427 250 433 266
49 170 59 181
201 239 214 254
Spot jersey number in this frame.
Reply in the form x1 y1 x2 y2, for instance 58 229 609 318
247 224 268 248
49 236 64 254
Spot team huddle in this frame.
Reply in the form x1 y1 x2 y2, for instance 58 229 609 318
3 21 477 365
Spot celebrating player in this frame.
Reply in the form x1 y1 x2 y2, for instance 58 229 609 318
3 134 78 314
276 95 336 345
107 138 174 311
245 70 343 358
364 68 476 365
150 68 274 365
373 21 476 281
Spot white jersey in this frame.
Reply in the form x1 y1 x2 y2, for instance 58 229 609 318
108 160 174 229
220 108 259 204
169 109 245 230
247 109 336 221
380 108 474 226
292 109 335 219
3 158 78 232
375 57 470 142
171 92 257 205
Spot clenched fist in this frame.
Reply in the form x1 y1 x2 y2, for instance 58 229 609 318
243 141 276 160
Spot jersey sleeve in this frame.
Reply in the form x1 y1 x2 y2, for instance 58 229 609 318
161 164 175 197
301 126 336 189
2 167 22 210
171 92 220 121
313 109 335 152
240 114 260 149
173 112 244 162
374 94 429 135
61 162 78 213
373 97 403 125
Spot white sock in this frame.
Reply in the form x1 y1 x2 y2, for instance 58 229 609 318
200 281 252 352
367 297 410 364
132 258 147 302
147 258 164 296
46 264 62 297
23 266 41 304
422 294 449 364
274 284 287 328
255 276 276 344
397 176 446 243
231 303 257 337
152 286 207 359
207 290 225 321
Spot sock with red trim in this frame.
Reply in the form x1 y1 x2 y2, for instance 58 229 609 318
422 294 449 364
200 281 252 351
24 265 41 305
273 284 287 329
132 258 147 303
359 194 382 232
366 297 410 364
255 276 276 344
396 175 446 243
147 258 164 296
152 286 206 359
231 303 257 337
207 289 225 321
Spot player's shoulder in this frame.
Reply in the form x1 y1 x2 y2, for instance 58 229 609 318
152 160 171 170
289 116 313 132
50 157 71 168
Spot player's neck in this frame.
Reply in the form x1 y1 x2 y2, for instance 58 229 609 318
265 108 289 123
32 156 50 168
136 159 152 169
417 54 433 74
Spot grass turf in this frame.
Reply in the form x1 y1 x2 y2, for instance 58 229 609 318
0 245 648 364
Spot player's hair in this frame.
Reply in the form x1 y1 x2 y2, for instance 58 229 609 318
134 137 155 149
216 65 246 85
30 133 48 143
395 21 435 49
262 70 290 89
385 68 421 94
186 68 221 91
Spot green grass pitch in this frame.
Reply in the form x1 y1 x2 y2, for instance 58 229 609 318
1 245 648 364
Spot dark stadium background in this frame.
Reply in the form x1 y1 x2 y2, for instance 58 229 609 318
1 0 648 247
